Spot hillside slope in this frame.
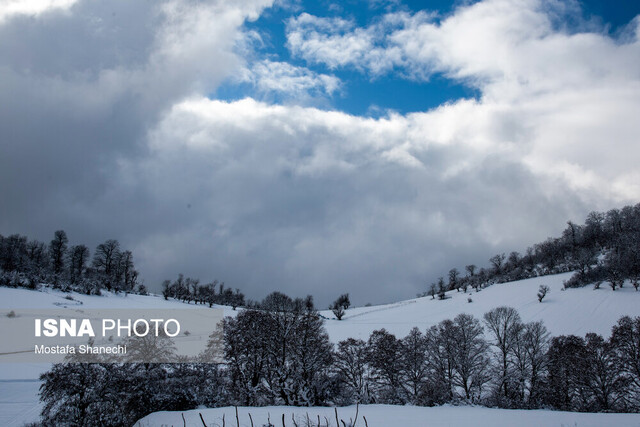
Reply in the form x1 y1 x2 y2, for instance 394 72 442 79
320 272 640 342
2 272 640 343
2 274 640 426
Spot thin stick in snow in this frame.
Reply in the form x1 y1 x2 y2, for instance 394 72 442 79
182 413 186 427
334 408 339 427
248 412 254 427
354 403 359 427
235 406 240 427
199 412 208 427
363 416 369 427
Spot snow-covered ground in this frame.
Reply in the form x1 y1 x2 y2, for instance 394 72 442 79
0 380 42 427
136 404 640 427
0 287 233 427
2 273 640 426
319 272 640 341
0 286 233 312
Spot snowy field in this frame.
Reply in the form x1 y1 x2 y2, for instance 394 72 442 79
0 380 42 427
2 273 640 426
136 404 640 427
4 272 639 346
0 288 232 427
0 286 233 312
319 272 640 341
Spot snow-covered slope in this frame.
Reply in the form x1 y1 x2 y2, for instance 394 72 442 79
3 272 639 346
0 286 233 313
319 272 640 342
3 273 640 427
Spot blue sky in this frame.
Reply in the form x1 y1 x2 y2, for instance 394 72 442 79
215 0 479 114
1 0 640 304
213 0 640 116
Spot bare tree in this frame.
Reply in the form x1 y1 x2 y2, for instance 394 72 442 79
68 244 89 285
399 327 430 404
452 313 489 401
92 239 120 290
437 277 446 300
334 338 371 404
116 250 137 292
465 264 476 277
523 321 550 406
330 294 351 320
511 320 550 407
448 268 460 291
426 320 457 402
367 329 403 403
49 230 68 278
537 285 550 302
611 316 640 405
483 306 522 401
428 282 437 299
489 253 506 275
583 332 627 411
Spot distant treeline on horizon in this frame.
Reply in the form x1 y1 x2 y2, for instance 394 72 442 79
1 202 640 303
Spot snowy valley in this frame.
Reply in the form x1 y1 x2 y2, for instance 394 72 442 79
3 272 640 426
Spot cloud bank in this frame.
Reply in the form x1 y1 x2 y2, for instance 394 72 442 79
1 0 639 304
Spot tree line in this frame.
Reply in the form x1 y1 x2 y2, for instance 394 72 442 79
0 231 247 305
0 230 139 294
37 296 640 426
161 274 245 309
426 202 640 297
6 202 639 304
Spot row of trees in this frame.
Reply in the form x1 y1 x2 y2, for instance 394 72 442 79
224 304 640 412
161 275 245 309
0 231 139 294
0 231 248 304
427 203 640 297
38 299 640 426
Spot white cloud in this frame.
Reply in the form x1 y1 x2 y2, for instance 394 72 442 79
286 0 640 200
239 59 341 97
1 0 275 109
287 1 640 89
111 94 598 303
3 0 640 304
286 12 410 74
0 0 78 23
114 0 640 302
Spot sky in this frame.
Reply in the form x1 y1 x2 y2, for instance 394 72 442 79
0 0 639 306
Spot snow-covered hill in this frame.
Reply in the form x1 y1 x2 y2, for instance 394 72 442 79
319 272 640 342
4 272 639 345
2 272 640 426
0 286 233 312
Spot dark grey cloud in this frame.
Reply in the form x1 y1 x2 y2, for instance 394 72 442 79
98 97 593 305
0 0 272 247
